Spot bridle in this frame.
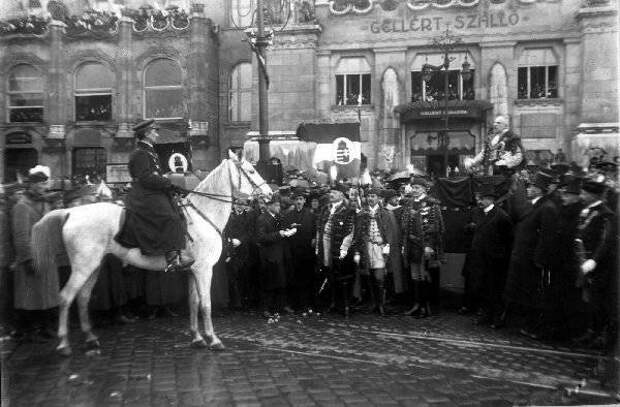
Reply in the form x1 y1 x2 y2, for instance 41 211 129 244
182 159 268 235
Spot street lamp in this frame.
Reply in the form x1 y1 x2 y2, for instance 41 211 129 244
243 0 292 177
421 29 470 177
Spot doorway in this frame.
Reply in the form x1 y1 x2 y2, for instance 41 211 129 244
4 148 38 182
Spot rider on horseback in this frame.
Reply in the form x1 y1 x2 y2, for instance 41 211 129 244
115 119 194 273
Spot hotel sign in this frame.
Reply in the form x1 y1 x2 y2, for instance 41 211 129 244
367 11 522 33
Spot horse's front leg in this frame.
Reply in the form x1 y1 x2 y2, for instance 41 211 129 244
197 268 225 351
188 272 207 348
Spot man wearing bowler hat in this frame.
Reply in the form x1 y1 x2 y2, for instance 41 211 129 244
115 119 194 273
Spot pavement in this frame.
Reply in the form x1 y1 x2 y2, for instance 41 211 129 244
1 308 619 406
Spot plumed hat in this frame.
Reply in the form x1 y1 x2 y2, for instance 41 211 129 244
28 165 50 183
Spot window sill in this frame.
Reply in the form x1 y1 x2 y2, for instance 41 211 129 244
225 121 252 128
331 104 375 112
74 121 115 126
514 98 563 107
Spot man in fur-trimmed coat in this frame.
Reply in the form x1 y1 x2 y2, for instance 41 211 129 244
353 188 392 316
316 189 355 315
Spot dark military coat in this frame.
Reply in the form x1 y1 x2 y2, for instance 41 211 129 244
116 141 185 255
316 202 355 266
401 197 444 264
282 206 316 285
353 205 391 273
223 211 252 272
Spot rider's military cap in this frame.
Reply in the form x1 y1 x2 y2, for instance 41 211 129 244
132 119 158 135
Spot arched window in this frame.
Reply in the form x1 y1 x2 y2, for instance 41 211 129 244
517 48 558 99
229 62 252 122
74 62 114 122
7 64 44 123
144 58 184 119
335 57 372 106
231 0 253 27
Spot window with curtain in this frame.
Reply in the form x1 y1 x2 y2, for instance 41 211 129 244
144 58 184 119
229 62 252 122
335 57 372 106
517 48 558 99
75 62 113 122
231 0 253 27
7 64 44 123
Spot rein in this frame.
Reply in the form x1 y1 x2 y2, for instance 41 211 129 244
182 159 266 236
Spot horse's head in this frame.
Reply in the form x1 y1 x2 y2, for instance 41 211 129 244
227 150 272 200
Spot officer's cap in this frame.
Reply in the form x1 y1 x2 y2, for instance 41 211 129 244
132 119 159 136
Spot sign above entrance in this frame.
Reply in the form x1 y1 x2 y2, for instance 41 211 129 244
366 11 522 33
394 100 493 122
6 133 32 144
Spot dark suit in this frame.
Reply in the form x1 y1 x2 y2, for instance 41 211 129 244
282 207 316 309
468 205 513 322
224 211 252 308
256 211 289 312
504 196 558 321
116 141 185 255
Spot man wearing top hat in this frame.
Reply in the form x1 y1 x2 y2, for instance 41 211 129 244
573 180 616 346
282 187 317 312
115 119 193 273
468 182 513 328
503 171 559 339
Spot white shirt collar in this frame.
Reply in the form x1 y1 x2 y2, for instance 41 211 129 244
531 196 542 205
483 203 495 214
330 201 342 214
386 203 400 211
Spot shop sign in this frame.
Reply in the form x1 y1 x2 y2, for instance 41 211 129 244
6 133 32 144
367 11 522 33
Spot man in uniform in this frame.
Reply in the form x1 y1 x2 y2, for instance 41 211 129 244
223 192 252 310
115 119 193 273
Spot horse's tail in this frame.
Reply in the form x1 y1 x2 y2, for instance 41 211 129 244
32 209 70 274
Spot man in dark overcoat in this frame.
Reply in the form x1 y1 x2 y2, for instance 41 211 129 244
11 166 58 341
468 182 513 328
115 120 193 273
256 195 295 317
282 188 316 311
503 171 559 338
575 180 616 346
223 192 252 309
316 189 355 316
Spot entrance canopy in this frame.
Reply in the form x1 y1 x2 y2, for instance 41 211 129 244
573 123 619 167
394 100 493 122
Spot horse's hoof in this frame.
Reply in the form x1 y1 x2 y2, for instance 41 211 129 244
190 339 208 349
210 342 225 351
56 345 72 357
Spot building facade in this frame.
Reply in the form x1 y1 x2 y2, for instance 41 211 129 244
0 0 618 183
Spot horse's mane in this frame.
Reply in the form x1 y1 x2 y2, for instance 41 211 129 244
192 159 232 199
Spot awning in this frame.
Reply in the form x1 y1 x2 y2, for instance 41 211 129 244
296 122 360 143
573 125 619 166
394 100 493 122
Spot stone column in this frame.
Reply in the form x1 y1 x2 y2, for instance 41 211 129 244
188 5 217 169
45 19 67 178
116 16 134 138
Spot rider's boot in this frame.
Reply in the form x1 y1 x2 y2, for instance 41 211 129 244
165 250 195 273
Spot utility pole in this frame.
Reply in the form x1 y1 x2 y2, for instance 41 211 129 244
254 0 270 175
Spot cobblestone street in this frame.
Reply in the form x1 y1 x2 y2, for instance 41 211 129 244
2 310 618 406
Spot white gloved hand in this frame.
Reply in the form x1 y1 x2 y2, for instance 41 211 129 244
353 253 361 264
382 244 390 255
232 238 241 247
339 249 348 260
581 259 597 275
424 246 435 256
288 228 297 236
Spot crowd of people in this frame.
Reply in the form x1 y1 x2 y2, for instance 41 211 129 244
0 122 617 356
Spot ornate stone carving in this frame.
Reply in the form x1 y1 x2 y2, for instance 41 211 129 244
63 9 119 39
123 5 190 34
0 15 49 36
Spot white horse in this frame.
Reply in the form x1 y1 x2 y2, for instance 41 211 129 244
31 153 271 356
